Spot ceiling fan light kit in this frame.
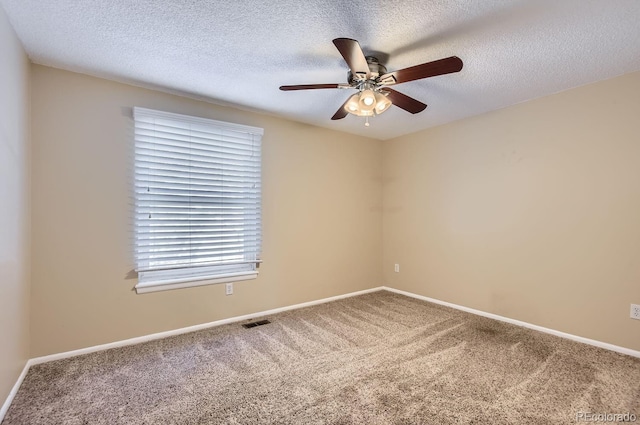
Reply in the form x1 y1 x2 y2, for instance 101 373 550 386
374 91 392 114
280 38 463 126
359 88 376 107
344 87 390 118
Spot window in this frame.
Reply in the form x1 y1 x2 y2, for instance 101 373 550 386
133 107 262 294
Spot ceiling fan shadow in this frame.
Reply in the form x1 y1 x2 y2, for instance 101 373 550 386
388 1 547 60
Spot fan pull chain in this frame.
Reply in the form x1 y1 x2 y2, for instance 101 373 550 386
365 116 370 127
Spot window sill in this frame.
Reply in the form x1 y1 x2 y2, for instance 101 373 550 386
135 271 258 294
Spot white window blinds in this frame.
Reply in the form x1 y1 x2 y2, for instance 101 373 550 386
133 107 263 293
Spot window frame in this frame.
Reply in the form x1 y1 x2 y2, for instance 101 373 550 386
133 107 263 294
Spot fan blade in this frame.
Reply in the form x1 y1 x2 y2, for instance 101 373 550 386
332 38 370 80
379 56 463 85
331 97 350 120
280 84 343 91
381 88 427 114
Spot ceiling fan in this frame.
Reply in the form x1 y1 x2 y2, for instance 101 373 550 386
280 38 463 125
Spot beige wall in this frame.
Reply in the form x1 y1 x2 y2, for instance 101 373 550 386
383 71 640 351
30 65 383 357
25 59 640 357
0 7 31 404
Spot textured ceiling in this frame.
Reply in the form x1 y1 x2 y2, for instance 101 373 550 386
2 0 640 140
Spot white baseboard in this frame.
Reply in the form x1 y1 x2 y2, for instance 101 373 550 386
29 286 385 365
1 286 384 421
0 360 31 423
382 286 640 359
4 284 638 421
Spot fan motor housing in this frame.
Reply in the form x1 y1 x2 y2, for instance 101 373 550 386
348 56 387 85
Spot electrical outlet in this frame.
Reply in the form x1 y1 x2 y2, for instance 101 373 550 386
225 282 233 296
394 264 400 273
631 304 640 320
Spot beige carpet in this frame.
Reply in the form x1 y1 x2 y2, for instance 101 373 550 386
3 291 639 424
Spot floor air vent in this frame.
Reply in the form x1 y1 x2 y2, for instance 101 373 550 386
242 319 271 329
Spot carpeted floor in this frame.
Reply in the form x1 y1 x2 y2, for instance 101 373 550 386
3 291 639 424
